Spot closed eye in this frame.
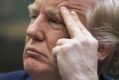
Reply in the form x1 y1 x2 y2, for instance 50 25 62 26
48 17 63 24
45 11 64 25
29 12 38 24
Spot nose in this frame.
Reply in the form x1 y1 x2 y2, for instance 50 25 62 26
26 14 45 42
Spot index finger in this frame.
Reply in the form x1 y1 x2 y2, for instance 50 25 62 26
60 7 82 38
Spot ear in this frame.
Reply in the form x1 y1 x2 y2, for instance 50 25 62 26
98 44 112 61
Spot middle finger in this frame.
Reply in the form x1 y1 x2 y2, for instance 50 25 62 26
60 6 83 38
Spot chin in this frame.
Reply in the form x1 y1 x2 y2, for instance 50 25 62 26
24 57 59 77
23 57 61 80
24 57 50 73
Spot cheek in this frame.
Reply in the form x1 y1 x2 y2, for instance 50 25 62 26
46 29 69 52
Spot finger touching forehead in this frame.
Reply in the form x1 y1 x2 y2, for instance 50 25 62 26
33 0 96 14
31 0 96 26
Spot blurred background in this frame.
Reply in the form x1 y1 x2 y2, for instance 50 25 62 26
0 0 119 75
0 0 29 72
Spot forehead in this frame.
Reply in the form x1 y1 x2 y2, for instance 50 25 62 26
30 0 96 13
34 0 65 11
30 0 82 18
35 0 92 12
29 0 96 26
30 0 67 20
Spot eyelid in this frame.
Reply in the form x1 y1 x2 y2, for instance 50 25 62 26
29 9 39 15
45 12 64 24
47 16 62 24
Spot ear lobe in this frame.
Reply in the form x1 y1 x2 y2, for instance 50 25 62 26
98 44 112 61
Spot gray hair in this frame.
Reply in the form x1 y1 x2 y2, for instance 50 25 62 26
86 0 119 74
87 0 119 51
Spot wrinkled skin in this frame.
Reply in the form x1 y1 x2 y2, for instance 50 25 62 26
23 0 97 80
53 7 98 80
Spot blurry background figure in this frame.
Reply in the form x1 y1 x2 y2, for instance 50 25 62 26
0 0 29 72
0 0 119 75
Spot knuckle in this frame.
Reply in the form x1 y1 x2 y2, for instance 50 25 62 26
52 46 61 53
80 38 89 46
52 47 58 53
56 39 65 45
56 38 70 45
57 39 65 42
60 44 71 53
52 47 59 56
57 39 63 44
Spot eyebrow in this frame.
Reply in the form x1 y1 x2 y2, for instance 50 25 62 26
45 9 64 24
28 3 64 24
28 3 39 14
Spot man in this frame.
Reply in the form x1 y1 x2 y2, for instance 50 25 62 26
23 0 98 80
0 0 119 80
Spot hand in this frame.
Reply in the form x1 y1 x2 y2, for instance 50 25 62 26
52 7 98 80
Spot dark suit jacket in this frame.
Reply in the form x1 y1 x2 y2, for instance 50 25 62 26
0 70 31 80
0 70 118 80
100 73 119 80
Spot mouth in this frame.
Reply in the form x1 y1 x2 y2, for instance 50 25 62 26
26 47 48 59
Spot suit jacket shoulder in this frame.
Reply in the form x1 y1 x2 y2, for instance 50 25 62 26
0 70 31 80
100 73 119 80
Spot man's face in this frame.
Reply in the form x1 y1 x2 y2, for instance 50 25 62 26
23 0 95 79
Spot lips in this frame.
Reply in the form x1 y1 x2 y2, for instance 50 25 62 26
26 47 47 59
